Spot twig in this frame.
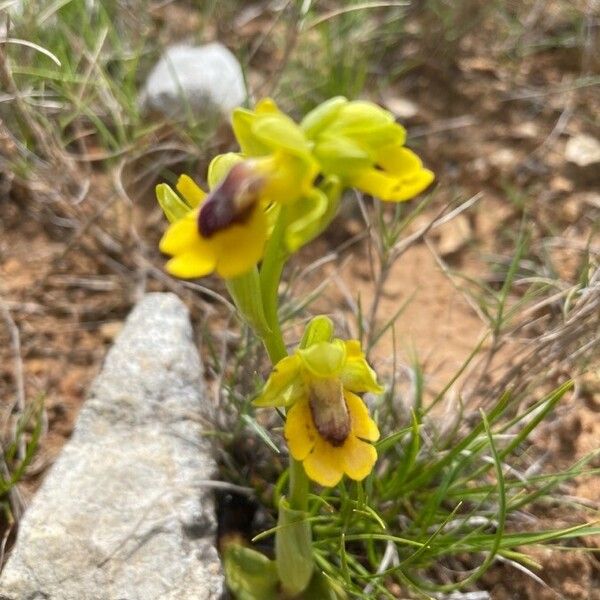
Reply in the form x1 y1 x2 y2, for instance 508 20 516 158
390 192 483 261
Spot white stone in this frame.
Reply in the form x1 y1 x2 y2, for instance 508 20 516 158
383 96 419 120
0 293 224 600
565 134 600 167
141 43 247 118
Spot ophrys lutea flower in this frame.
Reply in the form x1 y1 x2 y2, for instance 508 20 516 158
157 160 270 280
302 96 434 202
255 318 382 487
157 100 323 280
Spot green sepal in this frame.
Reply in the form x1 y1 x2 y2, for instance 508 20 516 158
155 183 191 223
298 340 347 378
252 114 311 157
208 152 244 189
232 108 271 156
275 497 314 598
313 134 372 176
300 316 334 349
283 188 328 252
226 268 271 338
253 355 304 408
223 543 279 600
301 96 347 139
327 100 397 137
283 175 342 252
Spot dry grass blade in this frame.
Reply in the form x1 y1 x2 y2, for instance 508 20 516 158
0 295 25 461
482 267 600 401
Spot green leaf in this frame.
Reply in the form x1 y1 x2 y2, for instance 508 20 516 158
223 544 279 600
300 570 348 600
241 414 280 454
275 497 314 597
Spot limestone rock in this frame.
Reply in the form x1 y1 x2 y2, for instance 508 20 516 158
0 293 224 600
141 43 247 118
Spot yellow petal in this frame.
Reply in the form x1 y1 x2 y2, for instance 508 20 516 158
159 211 218 278
341 340 383 394
341 435 377 481
284 399 317 461
254 355 304 408
159 212 201 255
376 146 422 175
213 203 269 279
345 339 363 359
393 169 435 202
302 438 344 487
165 249 216 279
176 174 206 208
345 391 380 442
350 167 434 202
350 168 398 200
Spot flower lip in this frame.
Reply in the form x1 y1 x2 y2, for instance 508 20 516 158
308 377 350 447
198 161 264 238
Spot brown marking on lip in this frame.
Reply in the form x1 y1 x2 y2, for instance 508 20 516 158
308 378 350 447
198 162 264 238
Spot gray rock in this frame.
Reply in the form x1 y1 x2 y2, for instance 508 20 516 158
141 43 247 118
0 293 224 600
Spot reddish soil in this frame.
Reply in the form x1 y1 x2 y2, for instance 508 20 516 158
1 1 599 597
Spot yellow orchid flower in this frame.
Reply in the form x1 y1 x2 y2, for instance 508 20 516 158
158 100 328 280
255 318 382 487
302 96 435 202
158 164 269 280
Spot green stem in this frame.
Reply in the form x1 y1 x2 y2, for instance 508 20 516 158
289 457 309 511
259 206 309 512
225 268 270 339
259 209 289 364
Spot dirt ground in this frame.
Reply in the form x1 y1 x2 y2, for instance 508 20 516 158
1 1 599 598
